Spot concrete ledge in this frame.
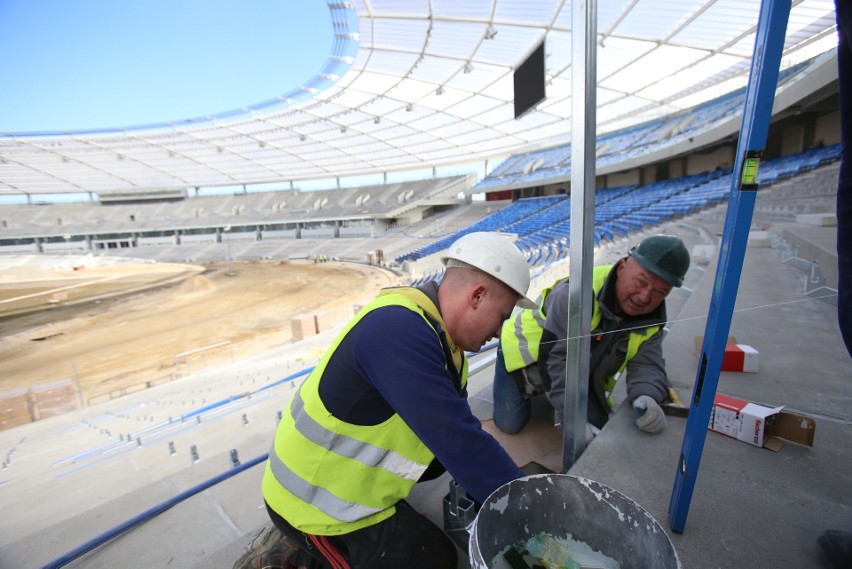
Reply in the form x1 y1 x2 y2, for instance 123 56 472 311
796 213 837 226
691 244 716 266
748 230 772 247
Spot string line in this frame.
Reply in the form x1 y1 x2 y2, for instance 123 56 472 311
500 292 839 350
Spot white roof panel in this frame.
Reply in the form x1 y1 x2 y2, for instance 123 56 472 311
609 0 702 41
0 0 839 195
431 0 493 20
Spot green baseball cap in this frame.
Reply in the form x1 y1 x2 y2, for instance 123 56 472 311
629 235 690 287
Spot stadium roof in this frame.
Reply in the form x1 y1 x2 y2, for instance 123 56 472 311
0 0 839 198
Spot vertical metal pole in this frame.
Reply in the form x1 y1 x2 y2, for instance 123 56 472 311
668 0 791 532
563 0 597 472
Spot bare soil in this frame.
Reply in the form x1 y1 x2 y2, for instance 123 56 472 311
0 257 398 402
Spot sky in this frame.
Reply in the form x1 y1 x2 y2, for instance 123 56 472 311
0 0 333 134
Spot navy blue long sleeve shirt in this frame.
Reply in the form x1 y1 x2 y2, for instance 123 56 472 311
318 301 524 504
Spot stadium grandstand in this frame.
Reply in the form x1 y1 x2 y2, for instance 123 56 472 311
0 1 841 281
1 1 849 569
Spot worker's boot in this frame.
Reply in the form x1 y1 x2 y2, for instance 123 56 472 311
233 525 319 569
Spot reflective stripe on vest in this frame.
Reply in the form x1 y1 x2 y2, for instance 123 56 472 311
286 392 427 482
263 288 464 535
266 436 384 523
500 267 611 372
502 287 552 370
601 324 659 406
264 392 427 524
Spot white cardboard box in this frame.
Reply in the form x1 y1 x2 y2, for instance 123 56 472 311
709 394 815 451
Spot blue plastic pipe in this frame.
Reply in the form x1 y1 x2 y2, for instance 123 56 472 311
41 452 269 569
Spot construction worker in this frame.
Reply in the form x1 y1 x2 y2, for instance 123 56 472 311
235 232 535 569
493 234 691 440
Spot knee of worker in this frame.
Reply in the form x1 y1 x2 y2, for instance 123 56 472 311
493 409 528 434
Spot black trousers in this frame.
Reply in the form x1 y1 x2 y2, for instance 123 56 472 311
836 0 852 359
265 500 458 569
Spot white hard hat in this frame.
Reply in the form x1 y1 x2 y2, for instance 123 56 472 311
441 232 535 309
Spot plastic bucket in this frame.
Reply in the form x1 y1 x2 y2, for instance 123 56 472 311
469 474 682 569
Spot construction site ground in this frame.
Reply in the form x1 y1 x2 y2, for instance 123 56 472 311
0 256 398 402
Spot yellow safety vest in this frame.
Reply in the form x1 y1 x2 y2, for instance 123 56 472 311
262 287 467 535
500 265 659 399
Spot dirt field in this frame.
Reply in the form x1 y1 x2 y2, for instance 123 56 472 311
0 256 399 403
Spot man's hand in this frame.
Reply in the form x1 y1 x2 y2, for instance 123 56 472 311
632 395 667 434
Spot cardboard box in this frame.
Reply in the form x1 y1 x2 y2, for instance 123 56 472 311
721 344 759 372
709 394 815 451
693 336 759 372
290 314 319 341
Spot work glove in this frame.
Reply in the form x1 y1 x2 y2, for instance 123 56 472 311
632 395 667 434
